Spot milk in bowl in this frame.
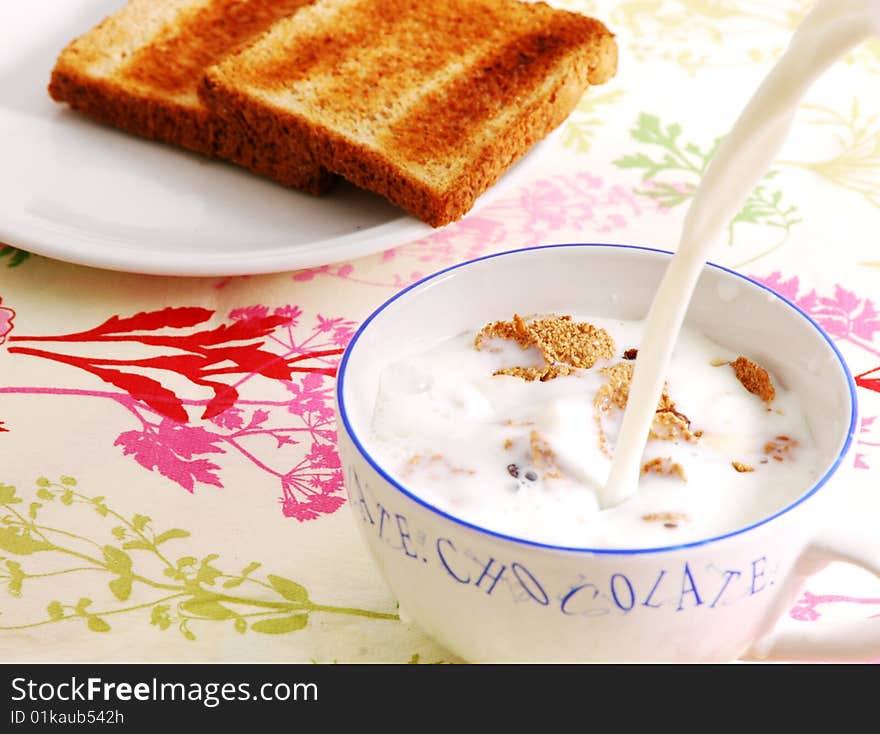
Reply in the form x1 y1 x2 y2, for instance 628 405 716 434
368 313 822 550
336 245 864 662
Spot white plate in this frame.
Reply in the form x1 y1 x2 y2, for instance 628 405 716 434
0 0 560 277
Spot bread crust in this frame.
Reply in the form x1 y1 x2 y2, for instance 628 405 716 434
203 0 618 226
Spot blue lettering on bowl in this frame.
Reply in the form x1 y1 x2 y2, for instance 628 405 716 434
347 466 774 617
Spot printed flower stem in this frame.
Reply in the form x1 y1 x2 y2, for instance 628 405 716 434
4 514 179 593
25 568 104 579
0 478 397 639
70 490 176 570
223 438 286 479
0 594 186 631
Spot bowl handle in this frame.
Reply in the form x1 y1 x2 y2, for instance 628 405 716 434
743 524 880 662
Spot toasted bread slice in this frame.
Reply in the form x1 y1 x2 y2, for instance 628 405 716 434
202 0 617 226
49 0 333 194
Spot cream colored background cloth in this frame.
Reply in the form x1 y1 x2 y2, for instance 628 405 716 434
1 0 878 662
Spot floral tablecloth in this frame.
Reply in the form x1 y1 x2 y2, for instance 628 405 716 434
1 0 879 663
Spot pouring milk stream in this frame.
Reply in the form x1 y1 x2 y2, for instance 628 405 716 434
602 0 880 509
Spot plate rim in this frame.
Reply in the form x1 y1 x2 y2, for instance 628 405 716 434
0 0 562 277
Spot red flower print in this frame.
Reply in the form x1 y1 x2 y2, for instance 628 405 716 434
856 366 880 395
5 305 330 422
1 304 355 520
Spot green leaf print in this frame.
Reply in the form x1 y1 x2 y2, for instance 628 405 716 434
614 112 802 259
0 477 398 641
87 616 111 633
0 527 52 555
561 88 625 153
155 529 190 545
267 575 309 603
777 99 880 209
179 599 237 621
0 246 30 268
250 615 308 635
221 562 261 589
0 485 21 505
103 546 132 574
108 576 133 602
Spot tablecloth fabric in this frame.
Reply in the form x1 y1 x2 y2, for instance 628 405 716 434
1 0 879 663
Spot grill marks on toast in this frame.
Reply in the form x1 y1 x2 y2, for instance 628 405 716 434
120 0 313 97
385 29 571 172
254 5 509 147
237 0 408 91
203 0 617 224
51 0 617 220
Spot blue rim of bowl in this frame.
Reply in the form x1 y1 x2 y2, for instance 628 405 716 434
336 243 859 556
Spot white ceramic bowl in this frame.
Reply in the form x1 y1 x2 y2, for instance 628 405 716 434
336 244 876 662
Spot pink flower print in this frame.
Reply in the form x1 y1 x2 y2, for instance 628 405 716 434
331 323 355 346
755 272 800 302
810 286 880 343
1 304 352 519
316 315 344 333
229 305 270 322
790 590 880 623
305 441 342 470
305 492 346 514
209 406 245 430
854 415 879 470
281 489 345 520
284 174 660 290
314 315 355 346
114 419 225 493
516 178 569 232
286 372 335 424
397 216 505 269
292 265 331 282
280 463 345 521
273 305 303 326
789 591 822 621
754 273 880 357
0 297 15 345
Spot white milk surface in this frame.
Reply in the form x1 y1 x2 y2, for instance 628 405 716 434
368 317 821 549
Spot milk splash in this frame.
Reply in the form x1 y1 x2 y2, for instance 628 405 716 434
602 0 880 508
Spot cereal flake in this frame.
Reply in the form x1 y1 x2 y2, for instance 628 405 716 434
642 457 687 481
594 362 700 450
764 435 798 462
730 356 776 403
475 313 614 381
642 511 689 529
